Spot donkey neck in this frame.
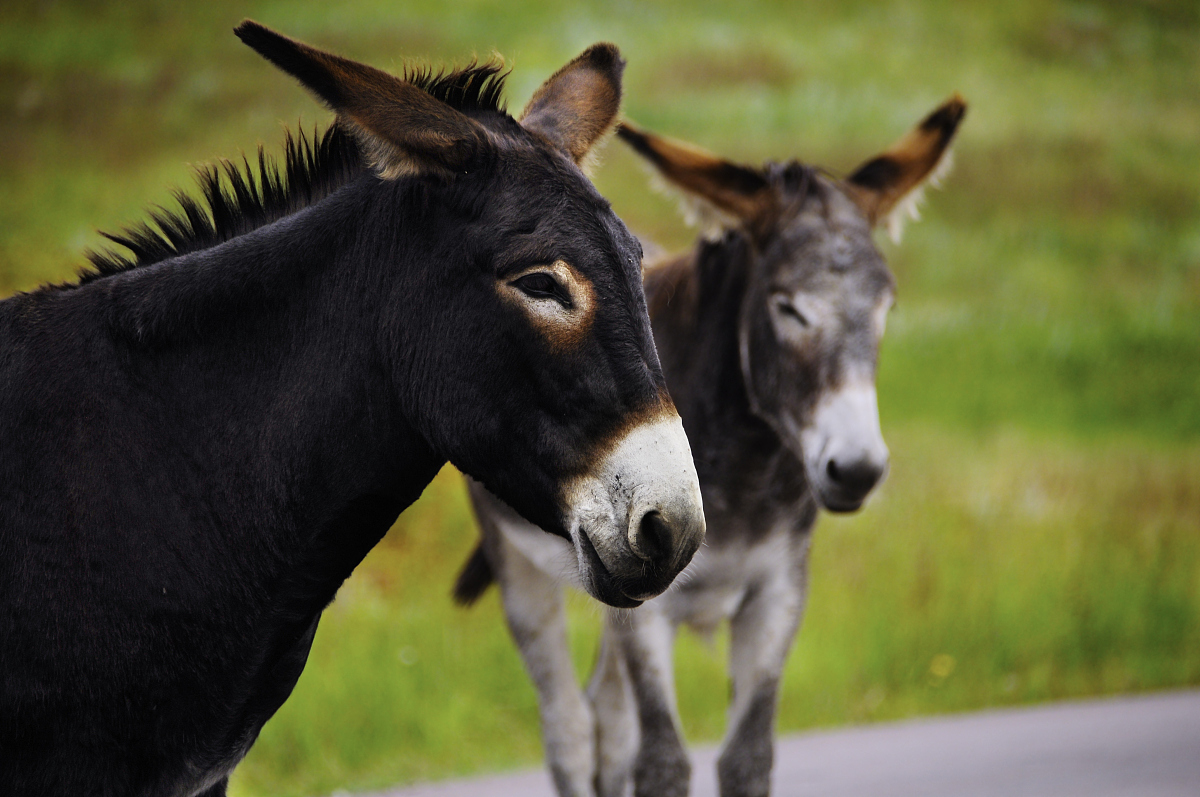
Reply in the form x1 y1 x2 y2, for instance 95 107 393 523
645 232 813 537
646 232 758 435
72 175 443 582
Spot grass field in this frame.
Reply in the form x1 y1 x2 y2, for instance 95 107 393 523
2 1 1197 795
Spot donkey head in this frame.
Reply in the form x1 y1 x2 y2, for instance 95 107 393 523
619 97 964 512
236 23 703 607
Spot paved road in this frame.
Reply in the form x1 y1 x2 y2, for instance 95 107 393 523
360 690 1200 797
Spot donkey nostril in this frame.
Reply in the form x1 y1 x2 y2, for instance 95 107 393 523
826 457 885 495
632 510 671 564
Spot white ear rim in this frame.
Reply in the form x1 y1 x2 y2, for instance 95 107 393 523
883 147 955 244
645 169 740 242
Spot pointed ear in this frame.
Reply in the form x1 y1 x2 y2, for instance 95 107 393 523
616 120 770 222
845 94 967 230
235 20 491 178
520 43 625 165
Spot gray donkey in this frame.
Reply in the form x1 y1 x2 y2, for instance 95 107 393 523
454 95 966 797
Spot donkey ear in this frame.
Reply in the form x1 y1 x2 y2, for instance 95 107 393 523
520 43 625 165
845 94 967 235
235 20 491 178
617 121 770 222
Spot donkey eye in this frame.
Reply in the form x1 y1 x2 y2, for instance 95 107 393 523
776 298 810 327
512 272 574 309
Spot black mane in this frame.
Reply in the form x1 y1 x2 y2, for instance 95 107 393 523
83 124 364 281
82 61 510 283
405 59 509 117
763 160 821 201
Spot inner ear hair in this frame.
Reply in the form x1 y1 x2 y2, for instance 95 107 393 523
520 43 626 166
235 20 491 178
617 121 770 227
844 94 967 239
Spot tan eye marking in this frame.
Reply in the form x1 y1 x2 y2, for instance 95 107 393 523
499 259 595 347
512 271 574 307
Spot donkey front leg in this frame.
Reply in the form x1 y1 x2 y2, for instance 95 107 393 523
615 605 690 797
497 541 596 797
717 545 811 797
587 622 638 797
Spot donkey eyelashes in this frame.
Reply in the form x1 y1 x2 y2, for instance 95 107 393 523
512 272 574 309
774 296 811 328
773 291 835 330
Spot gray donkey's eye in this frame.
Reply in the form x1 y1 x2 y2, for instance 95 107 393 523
775 297 810 327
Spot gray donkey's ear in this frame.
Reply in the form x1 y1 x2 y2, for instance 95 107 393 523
520 43 625 166
236 20 492 178
617 120 771 223
845 94 967 240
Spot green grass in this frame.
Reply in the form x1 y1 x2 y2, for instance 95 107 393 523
2 0 1197 794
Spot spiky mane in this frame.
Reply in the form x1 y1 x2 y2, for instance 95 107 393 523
79 61 510 285
404 60 509 116
82 124 363 282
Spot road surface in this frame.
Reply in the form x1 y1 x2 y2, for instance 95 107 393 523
357 689 1200 797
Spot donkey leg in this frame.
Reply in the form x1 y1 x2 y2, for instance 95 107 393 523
616 606 690 797
717 545 811 797
498 539 596 797
587 620 638 797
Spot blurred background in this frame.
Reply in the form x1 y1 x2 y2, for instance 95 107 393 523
2 1 1197 795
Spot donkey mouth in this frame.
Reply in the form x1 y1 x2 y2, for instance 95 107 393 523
818 490 866 513
577 529 645 609
812 477 876 513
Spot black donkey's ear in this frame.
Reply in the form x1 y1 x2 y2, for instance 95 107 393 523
236 19 493 178
520 43 625 167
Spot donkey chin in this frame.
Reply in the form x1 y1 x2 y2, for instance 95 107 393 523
561 414 705 608
798 380 890 514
